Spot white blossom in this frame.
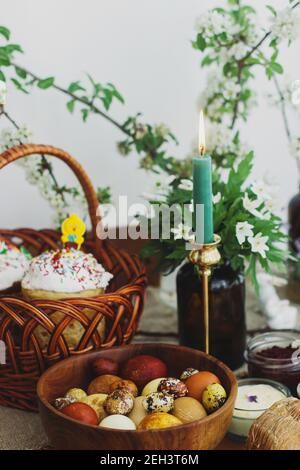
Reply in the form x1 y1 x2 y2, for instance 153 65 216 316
248 232 269 258
223 80 241 101
289 137 300 163
244 23 261 47
0 128 19 150
206 122 233 155
171 223 193 242
270 7 300 43
236 221 254 245
195 11 230 37
0 81 7 106
227 43 248 61
17 126 33 142
205 98 224 121
164 175 176 185
0 126 87 226
135 125 147 140
291 79 300 106
251 180 272 201
243 194 262 218
154 123 169 139
212 192 221 204
265 198 278 213
178 179 193 191
142 192 165 202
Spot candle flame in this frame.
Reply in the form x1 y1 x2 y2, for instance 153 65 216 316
198 109 206 156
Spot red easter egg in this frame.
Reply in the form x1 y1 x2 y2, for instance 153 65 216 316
92 357 119 377
61 402 98 425
122 355 168 388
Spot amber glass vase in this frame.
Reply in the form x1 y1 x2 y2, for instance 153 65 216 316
176 261 246 370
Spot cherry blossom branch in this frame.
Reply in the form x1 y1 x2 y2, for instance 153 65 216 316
230 0 300 130
0 108 20 129
11 62 131 137
272 75 300 176
272 75 292 142
0 108 66 201
241 0 300 63
230 61 243 130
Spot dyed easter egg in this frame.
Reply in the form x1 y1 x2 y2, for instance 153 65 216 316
138 412 182 430
186 371 221 401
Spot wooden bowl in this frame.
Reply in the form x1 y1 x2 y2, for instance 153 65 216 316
37 343 237 450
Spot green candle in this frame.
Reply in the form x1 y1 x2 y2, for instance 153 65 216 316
193 111 214 244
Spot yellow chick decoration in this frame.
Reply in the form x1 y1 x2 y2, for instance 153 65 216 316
61 214 86 250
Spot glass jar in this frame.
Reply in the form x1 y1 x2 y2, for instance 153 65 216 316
245 331 300 396
176 261 246 370
228 378 291 442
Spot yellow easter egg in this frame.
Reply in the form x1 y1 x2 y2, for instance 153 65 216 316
138 412 182 430
141 378 166 396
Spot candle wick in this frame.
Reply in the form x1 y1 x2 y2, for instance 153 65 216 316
199 145 205 156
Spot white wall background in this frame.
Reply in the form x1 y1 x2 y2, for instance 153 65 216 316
0 0 299 229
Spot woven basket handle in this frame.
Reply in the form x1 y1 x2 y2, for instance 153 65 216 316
0 144 103 252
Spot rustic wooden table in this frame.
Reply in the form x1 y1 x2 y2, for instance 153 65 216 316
1 286 297 450
217 437 245 450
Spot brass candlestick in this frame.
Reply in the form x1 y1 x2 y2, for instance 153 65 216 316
188 234 221 354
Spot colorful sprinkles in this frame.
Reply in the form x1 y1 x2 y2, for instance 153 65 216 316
22 248 113 292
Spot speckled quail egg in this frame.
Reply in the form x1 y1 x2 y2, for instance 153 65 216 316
157 377 188 398
65 388 87 401
104 389 134 415
180 368 199 381
142 391 174 413
202 383 227 414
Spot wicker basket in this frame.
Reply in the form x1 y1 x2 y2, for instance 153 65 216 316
0 144 147 411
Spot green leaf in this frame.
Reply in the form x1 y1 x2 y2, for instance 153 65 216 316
0 26 10 40
0 49 10 66
201 55 215 66
270 50 278 62
236 151 253 178
15 66 27 79
223 62 237 77
269 38 278 48
196 33 206 51
271 62 283 74
107 83 124 103
68 81 85 94
20 246 32 260
96 185 112 204
246 254 259 294
101 90 113 110
11 77 29 94
4 44 23 54
266 5 277 16
0 70 5 81
37 76 55 89
66 99 75 113
81 108 89 122
266 65 273 79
